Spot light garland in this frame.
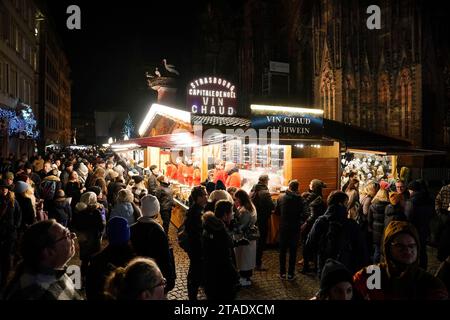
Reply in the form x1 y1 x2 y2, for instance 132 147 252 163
0 105 39 139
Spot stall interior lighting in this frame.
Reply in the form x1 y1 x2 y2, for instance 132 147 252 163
138 103 191 136
251 104 324 115
111 143 139 150
294 144 322 148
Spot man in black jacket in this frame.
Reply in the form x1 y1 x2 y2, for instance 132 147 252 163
275 180 306 280
300 179 327 273
250 174 275 271
155 175 174 235
185 186 208 300
130 195 176 294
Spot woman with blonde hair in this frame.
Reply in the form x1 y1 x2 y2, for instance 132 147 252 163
105 257 166 300
14 181 36 231
345 178 360 220
368 187 390 263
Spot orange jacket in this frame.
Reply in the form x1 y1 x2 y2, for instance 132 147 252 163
166 163 177 180
226 172 242 188
213 169 228 185
183 165 194 186
176 163 186 184
193 168 201 186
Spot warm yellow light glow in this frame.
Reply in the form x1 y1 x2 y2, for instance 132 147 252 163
111 143 139 150
138 103 191 136
251 104 324 115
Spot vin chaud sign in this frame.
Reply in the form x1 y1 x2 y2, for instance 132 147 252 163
187 77 237 116
250 105 323 138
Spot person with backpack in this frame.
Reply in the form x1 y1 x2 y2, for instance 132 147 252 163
275 180 305 280
39 169 62 211
305 191 367 277
300 179 327 273
249 174 275 271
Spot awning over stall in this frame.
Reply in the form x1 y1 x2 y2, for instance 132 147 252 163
323 119 412 148
112 132 202 150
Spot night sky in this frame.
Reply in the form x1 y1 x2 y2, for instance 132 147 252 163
43 0 203 121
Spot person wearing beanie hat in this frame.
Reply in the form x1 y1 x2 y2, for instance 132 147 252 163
130 195 175 293
379 180 391 191
86 216 135 300
106 216 130 245
313 259 354 300
353 221 448 300
140 195 160 218
14 181 29 194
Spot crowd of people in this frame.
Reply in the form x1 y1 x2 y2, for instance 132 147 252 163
0 149 450 300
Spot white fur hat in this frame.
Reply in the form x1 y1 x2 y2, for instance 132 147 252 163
141 195 160 218
75 191 98 212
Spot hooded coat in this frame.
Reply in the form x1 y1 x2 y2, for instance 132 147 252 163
353 221 448 300
201 213 239 300
250 183 274 222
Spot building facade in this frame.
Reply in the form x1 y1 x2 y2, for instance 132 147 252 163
197 0 450 159
36 9 72 147
0 0 39 156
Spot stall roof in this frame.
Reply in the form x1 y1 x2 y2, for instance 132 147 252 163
348 147 447 156
323 119 412 148
112 132 203 149
192 115 250 128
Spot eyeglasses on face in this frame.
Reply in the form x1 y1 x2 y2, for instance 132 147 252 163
54 228 77 244
390 242 417 251
151 277 167 290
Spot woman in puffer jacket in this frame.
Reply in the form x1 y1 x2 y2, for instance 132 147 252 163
110 189 141 225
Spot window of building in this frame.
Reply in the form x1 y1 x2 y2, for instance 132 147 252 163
15 26 20 53
10 68 17 97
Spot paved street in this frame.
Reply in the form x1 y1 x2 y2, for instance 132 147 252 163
166 223 443 300
166 223 319 300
